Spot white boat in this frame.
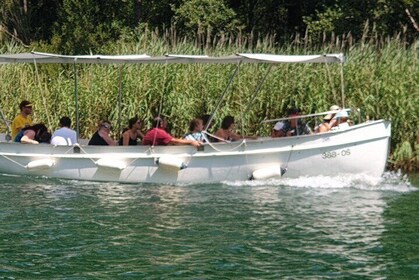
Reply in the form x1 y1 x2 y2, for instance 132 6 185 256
0 52 391 183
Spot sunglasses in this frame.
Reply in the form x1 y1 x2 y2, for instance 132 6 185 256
101 124 112 130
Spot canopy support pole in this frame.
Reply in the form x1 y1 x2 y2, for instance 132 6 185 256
73 59 79 142
340 61 345 108
240 64 273 134
204 61 242 131
118 65 123 139
33 58 52 129
0 107 11 141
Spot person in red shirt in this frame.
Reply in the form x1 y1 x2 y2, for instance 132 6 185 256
142 116 202 147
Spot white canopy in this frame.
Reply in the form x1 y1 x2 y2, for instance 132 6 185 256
0 52 344 65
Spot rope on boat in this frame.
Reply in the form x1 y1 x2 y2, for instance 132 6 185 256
202 131 230 143
283 144 295 173
204 138 247 153
0 154 28 169
76 144 142 168
75 144 101 164
53 145 77 154
201 130 248 152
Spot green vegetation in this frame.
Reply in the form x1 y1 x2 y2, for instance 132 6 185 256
0 28 418 171
1 1 418 54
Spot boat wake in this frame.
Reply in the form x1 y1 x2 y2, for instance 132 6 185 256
1 170 415 193
223 170 416 193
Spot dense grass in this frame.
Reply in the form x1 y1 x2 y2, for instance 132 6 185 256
0 30 418 171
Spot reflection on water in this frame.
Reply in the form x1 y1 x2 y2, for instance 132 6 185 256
0 171 417 278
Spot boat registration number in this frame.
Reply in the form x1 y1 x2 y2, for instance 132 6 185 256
321 149 351 159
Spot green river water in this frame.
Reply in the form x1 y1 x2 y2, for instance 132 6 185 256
0 172 418 279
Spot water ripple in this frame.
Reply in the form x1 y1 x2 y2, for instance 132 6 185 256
0 173 417 278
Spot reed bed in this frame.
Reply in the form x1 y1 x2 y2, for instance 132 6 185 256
0 30 418 171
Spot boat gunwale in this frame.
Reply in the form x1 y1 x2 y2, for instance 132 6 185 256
0 119 390 159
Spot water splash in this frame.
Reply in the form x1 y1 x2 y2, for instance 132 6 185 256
224 171 416 193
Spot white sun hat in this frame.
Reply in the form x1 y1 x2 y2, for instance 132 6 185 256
324 105 341 120
273 121 284 131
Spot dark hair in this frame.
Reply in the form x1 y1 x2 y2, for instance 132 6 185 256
37 131 51 143
221 115 235 130
201 114 211 126
100 120 112 129
189 118 203 132
23 123 48 133
19 100 32 110
152 116 166 128
287 107 300 115
128 117 139 129
22 123 49 142
59 116 71 127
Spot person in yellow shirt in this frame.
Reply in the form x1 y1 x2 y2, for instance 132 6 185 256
11 100 33 140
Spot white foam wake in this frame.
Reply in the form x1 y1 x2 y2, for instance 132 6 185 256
224 170 416 193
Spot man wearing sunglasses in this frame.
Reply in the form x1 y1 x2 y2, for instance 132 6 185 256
11 100 33 140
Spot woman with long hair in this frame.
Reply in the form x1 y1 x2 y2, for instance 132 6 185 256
119 117 144 146
14 123 50 144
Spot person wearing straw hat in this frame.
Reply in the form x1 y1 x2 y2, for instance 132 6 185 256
11 100 33 140
330 110 350 130
315 105 340 133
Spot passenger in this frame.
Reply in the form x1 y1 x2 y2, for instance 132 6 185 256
271 121 285 137
214 115 257 142
51 116 77 146
201 114 213 130
38 131 52 144
88 120 117 146
11 100 33 140
315 105 340 133
330 110 350 130
201 114 216 142
119 117 144 146
184 118 206 142
278 108 312 137
14 123 49 144
142 116 202 147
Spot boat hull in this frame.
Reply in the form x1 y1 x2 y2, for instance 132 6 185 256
0 120 391 184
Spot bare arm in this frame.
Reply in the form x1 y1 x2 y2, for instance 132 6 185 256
99 130 117 146
214 129 225 140
272 130 286 137
231 131 257 141
122 131 130 146
318 123 330 133
20 130 39 144
169 138 202 147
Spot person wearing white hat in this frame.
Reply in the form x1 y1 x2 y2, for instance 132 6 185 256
271 121 285 137
323 105 341 121
330 110 350 130
315 105 341 133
